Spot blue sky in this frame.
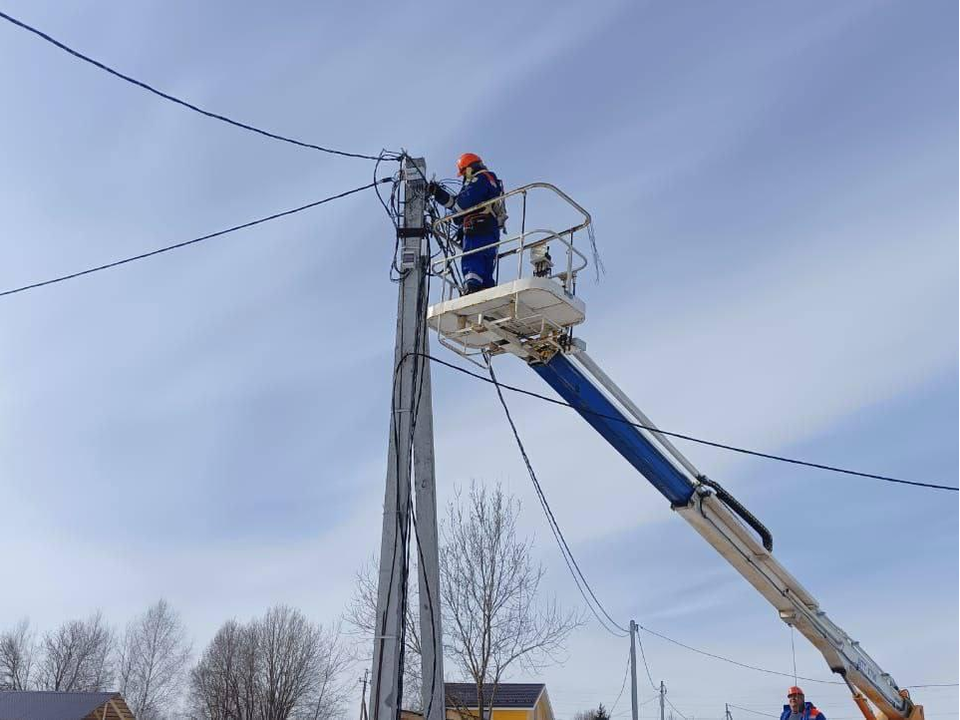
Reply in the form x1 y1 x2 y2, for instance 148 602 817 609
0 1 956 719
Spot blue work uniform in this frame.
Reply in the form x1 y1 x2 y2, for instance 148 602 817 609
781 703 825 720
433 168 503 293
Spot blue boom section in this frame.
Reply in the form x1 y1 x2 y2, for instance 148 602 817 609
531 353 696 506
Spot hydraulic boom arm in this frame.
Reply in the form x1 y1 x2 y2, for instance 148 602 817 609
530 346 923 720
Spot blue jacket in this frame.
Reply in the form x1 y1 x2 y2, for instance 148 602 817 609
434 169 503 235
781 703 824 720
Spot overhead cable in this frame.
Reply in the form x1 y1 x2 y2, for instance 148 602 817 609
487 357 629 638
608 650 632 716
636 623 842 685
417 353 958 493
0 178 390 299
0 10 394 161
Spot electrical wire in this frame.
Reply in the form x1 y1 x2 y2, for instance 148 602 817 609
727 705 777 718
665 696 689 720
413 358 952 691
0 179 390 299
487 357 629 638
633 626 659 693
0 10 395 162
415 353 958 493
609 650 632 716
636 624 842 685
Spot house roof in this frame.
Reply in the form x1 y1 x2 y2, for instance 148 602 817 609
0 691 133 720
445 683 545 709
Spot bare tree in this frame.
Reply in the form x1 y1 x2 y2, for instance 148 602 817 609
36 611 114 692
0 618 36 690
189 606 350 720
441 483 581 720
348 482 581 719
118 599 193 720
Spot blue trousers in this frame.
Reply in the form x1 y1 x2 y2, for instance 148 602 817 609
462 231 499 291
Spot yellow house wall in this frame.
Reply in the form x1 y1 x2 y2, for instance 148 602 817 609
447 708 532 720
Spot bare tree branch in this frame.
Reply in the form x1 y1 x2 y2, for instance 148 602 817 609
0 618 36 690
189 606 350 720
36 611 114 692
119 599 193 720
441 483 583 720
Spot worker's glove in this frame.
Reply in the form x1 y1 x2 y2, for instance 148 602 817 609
429 182 452 206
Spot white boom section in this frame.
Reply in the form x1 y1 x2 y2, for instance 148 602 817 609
572 349 912 720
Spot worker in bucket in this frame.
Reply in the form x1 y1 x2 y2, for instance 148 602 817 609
781 687 826 720
428 152 505 295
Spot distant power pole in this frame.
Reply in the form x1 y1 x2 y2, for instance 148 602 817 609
629 620 639 720
659 682 665 720
360 670 370 720
368 156 444 720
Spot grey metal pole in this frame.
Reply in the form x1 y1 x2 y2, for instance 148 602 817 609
629 620 639 720
659 682 665 720
369 156 429 720
412 170 446 720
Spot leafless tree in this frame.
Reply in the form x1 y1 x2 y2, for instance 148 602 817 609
36 611 114 692
0 618 36 690
441 483 582 720
348 482 581 718
189 606 350 720
118 599 193 720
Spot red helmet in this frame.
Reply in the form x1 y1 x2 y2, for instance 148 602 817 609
457 152 483 176
788 687 804 698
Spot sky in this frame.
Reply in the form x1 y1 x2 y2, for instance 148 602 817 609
0 0 957 719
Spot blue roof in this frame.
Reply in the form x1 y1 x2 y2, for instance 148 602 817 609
445 683 545 709
0 691 121 720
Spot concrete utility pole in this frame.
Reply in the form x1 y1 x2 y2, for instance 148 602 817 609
629 620 639 720
369 156 444 720
659 681 666 720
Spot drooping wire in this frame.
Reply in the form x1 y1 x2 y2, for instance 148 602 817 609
664 695 689 720
0 10 395 162
415 353 958 493
609 649 632 717
0 179 390 299
633 625 659 693
636 623 842 685
486 357 629 638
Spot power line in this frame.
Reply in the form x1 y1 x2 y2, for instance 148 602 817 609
727 705 777 718
0 10 394 162
0 178 389 299
636 624 842 685
609 650 632 716
632 626 659 693
487 356 629 638
665 696 689 720
417 353 958 492
422 352 952 689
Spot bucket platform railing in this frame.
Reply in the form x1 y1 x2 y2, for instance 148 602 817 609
427 183 595 364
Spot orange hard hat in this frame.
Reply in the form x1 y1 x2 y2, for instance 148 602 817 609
457 152 483 176
788 687 804 697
